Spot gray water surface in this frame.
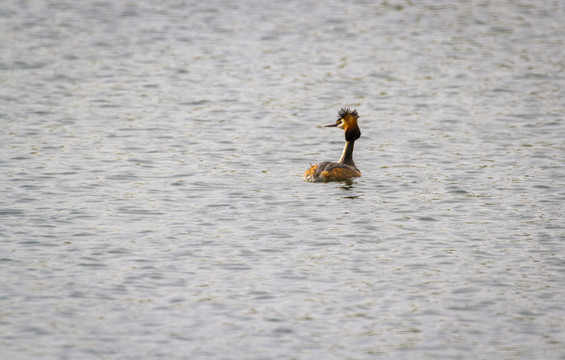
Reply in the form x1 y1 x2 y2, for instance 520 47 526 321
1 1 565 359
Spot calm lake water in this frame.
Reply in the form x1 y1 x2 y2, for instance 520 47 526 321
1 0 565 359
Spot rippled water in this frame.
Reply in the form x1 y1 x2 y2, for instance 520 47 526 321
2 1 565 359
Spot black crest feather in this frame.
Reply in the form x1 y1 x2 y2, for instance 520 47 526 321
338 107 359 119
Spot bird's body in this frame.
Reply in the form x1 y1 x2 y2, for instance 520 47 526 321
303 161 360 183
303 108 362 182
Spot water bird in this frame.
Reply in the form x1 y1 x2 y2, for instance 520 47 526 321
303 108 362 182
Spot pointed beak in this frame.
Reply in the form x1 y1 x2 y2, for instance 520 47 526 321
324 123 338 127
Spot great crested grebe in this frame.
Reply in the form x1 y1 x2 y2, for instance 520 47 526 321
303 108 362 182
